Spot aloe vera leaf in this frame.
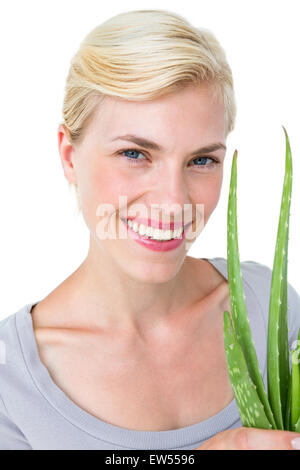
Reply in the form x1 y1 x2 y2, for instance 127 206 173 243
295 414 300 433
290 327 300 430
291 346 300 430
227 150 277 429
278 224 290 422
224 311 272 429
267 126 293 430
285 368 292 430
277 127 292 424
287 328 300 430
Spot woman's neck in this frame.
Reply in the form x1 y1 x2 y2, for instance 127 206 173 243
68 246 197 336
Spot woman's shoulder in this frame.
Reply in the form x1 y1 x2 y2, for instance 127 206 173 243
0 302 31 333
0 303 34 377
0 302 43 413
200 256 276 303
0 307 22 356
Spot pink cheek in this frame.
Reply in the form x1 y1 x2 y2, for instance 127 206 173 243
92 173 134 202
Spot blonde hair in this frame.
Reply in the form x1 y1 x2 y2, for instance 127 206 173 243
60 9 237 212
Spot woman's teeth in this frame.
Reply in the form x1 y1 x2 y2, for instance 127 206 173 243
126 219 183 241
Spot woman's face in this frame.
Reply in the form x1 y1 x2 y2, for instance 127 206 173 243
58 83 227 282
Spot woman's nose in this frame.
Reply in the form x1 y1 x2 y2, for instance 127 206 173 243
148 165 191 218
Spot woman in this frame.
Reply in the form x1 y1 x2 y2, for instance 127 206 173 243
1 9 300 450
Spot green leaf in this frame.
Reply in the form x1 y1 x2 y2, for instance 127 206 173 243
226 150 277 429
223 311 272 429
291 346 300 430
285 368 292 430
295 416 300 433
290 327 300 431
267 126 293 430
278 220 290 420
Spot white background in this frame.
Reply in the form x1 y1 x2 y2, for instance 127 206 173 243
0 0 299 318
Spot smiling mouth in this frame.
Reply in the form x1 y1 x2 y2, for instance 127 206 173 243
121 218 192 242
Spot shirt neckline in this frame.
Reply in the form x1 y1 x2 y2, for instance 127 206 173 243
15 257 260 449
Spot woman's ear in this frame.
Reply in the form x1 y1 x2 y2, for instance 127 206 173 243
57 124 78 185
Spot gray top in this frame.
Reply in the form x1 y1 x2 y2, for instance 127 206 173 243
1 257 300 450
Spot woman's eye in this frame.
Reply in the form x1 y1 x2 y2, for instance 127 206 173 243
118 149 147 163
189 156 218 169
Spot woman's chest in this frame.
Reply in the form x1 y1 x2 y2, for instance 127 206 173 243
34 312 234 432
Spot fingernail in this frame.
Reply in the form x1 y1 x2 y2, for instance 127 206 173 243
291 438 300 450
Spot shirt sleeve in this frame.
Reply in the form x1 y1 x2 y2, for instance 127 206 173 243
0 394 32 450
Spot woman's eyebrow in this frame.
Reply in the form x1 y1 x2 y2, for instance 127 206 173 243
110 134 226 154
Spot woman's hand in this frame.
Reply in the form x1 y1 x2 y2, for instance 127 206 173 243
195 426 300 450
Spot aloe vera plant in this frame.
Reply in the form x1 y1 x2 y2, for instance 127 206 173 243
223 127 300 431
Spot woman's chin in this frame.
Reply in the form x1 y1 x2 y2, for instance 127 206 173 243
133 261 186 284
